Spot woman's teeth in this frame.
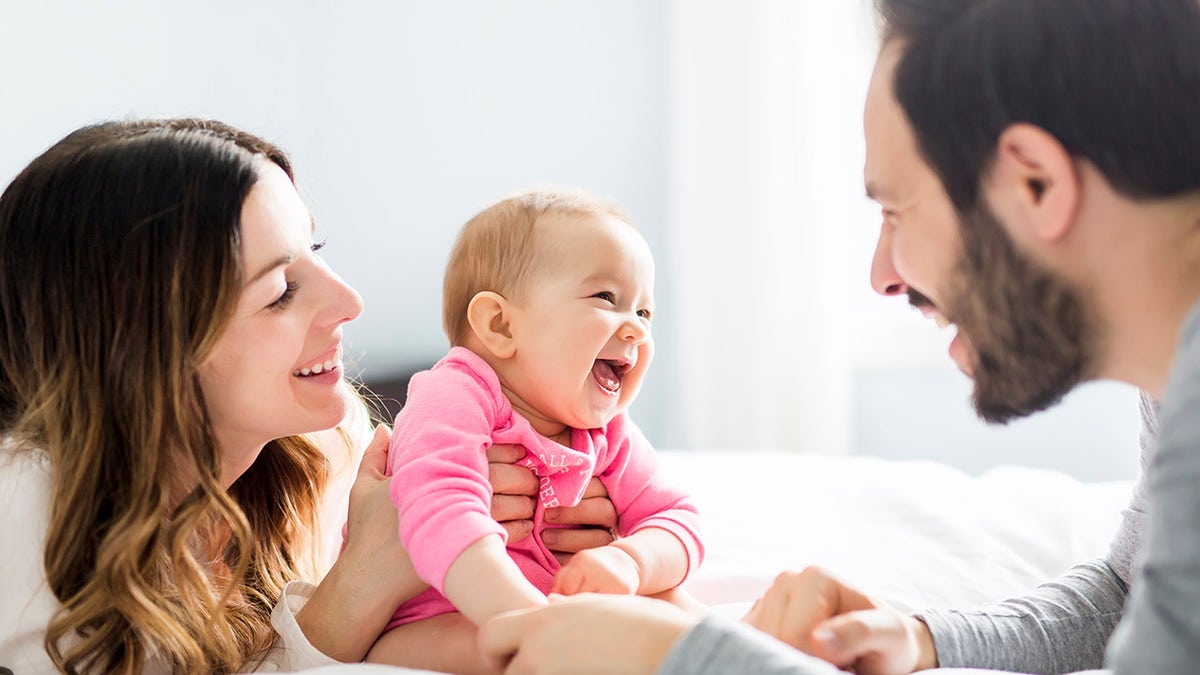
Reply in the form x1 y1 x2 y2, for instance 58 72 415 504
293 358 339 377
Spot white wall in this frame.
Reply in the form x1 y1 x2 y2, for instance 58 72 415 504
0 0 676 443
0 1 1142 481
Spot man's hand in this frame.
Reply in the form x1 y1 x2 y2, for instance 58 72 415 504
486 444 617 561
479 593 699 675
743 566 937 675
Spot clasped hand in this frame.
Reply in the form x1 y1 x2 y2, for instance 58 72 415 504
743 566 937 675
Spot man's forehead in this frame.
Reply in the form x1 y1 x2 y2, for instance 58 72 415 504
863 42 920 206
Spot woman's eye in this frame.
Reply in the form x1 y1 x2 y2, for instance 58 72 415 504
592 291 615 304
268 281 298 310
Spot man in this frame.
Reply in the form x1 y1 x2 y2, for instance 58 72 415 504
478 1 1200 673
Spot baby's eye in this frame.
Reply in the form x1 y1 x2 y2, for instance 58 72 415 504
592 291 615 304
311 238 327 253
637 308 653 321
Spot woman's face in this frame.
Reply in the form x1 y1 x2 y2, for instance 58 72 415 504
199 161 363 486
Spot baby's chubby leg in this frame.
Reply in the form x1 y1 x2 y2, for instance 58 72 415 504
365 612 501 675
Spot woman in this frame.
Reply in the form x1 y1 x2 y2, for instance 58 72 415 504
0 119 615 673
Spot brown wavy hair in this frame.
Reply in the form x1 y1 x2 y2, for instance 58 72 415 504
0 119 334 673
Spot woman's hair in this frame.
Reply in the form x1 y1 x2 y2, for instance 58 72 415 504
0 119 332 673
442 187 631 346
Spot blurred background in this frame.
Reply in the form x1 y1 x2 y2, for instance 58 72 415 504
0 0 1140 480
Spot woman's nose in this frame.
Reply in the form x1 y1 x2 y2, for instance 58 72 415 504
319 268 364 328
870 224 907 297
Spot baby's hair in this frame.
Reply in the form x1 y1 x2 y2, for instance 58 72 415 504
443 187 632 346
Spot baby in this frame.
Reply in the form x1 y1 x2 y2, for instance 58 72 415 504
365 189 704 673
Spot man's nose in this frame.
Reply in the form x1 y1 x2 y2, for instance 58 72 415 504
870 224 907 296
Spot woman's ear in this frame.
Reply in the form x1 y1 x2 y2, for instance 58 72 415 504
986 123 1080 244
466 291 517 359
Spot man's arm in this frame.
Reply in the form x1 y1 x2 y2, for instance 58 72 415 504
1107 333 1200 672
916 393 1154 673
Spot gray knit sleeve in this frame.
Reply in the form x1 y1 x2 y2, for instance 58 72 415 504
914 394 1155 674
1105 308 1200 673
658 615 847 675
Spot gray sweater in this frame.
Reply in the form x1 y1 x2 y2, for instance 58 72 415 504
660 300 1200 675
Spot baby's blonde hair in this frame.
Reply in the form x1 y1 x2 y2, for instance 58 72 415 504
443 188 632 346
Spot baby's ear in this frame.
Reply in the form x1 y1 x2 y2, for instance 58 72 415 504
466 291 517 359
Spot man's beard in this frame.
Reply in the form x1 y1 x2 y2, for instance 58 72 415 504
940 202 1099 424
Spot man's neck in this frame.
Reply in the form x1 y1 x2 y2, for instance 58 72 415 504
1087 192 1200 398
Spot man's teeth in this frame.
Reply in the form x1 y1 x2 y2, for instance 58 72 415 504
293 359 340 377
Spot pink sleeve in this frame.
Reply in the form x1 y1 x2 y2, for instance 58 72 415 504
387 362 506 593
595 414 705 582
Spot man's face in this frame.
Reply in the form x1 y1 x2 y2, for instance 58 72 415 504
863 41 1095 423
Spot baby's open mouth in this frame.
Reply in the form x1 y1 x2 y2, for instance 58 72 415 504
591 359 630 395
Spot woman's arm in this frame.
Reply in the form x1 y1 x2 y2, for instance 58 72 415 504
291 425 427 662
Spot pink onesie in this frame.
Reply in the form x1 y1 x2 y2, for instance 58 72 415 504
385 347 703 629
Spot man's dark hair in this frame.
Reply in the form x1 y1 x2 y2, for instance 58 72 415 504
875 0 1200 213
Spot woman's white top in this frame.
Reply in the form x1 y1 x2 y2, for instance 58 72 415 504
0 417 365 673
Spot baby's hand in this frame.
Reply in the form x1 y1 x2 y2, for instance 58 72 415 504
551 544 640 595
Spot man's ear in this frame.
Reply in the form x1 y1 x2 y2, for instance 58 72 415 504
466 291 517 359
987 123 1080 243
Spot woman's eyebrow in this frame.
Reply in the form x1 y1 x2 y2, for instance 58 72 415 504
247 253 297 285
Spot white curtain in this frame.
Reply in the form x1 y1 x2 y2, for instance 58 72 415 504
664 0 877 453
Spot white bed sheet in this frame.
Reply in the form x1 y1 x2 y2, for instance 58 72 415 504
657 451 1131 613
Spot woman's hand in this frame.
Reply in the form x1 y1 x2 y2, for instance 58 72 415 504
486 444 618 562
296 424 427 661
742 566 937 675
479 593 700 675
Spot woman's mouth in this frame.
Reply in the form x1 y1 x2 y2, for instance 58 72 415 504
293 345 342 377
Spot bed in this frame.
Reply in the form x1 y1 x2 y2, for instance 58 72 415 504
305 450 1130 674
659 451 1131 614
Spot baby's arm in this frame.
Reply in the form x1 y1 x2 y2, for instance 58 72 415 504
444 535 548 624
388 358 549 624
553 526 689 595
553 415 704 596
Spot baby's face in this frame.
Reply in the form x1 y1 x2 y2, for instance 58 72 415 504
502 213 655 433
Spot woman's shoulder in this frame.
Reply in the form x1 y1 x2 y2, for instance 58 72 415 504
0 434 53 547
1 435 52 497
0 435 60 672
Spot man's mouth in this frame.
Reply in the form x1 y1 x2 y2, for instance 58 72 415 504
591 358 633 395
909 289 956 331
293 345 342 377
